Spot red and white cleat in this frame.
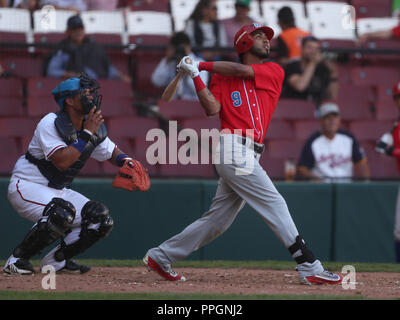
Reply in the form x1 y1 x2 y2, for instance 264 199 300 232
143 254 186 282
300 270 343 285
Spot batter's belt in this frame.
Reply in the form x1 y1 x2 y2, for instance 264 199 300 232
237 136 265 154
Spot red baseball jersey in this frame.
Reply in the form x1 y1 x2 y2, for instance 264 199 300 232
391 119 400 173
392 24 400 38
210 61 284 144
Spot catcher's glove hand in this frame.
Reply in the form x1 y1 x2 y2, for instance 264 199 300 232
112 160 150 192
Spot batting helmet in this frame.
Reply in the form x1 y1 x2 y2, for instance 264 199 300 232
393 81 400 98
233 23 274 54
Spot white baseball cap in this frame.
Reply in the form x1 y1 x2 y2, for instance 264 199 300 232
318 102 340 118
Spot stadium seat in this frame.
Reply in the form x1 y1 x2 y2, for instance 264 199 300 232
127 11 172 45
217 0 262 22
0 137 20 173
170 0 198 32
265 120 294 140
0 118 37 137
97 79 136 117
336 84 374 120
260 1 310 37
26 78 60 116
356 17 399 37
349 120 393 141
258 153 285 180
375 85 398 120
107 116 159 138
351 67 400 86
0 78 23 97
81 11 125 45
125 0 170 12
266 139 304 159
132 137 160 176
273 99 315 120
293 120 320 140
0 8 31 44
158 100 206 120
352 0 393 18
337 62 352 84
361 141 398 179
79 157 103 176
1 54 43 78
306 1 356 41
158 162 216 178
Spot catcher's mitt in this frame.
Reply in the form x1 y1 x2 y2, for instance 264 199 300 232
112 160 150 192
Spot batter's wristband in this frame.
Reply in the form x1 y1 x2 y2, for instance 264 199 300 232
198 61 214 72
193 75 206 92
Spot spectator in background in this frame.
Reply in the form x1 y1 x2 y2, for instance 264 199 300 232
221 0 257 46
276 6 310 65
358 23 400 44
282 36 338 107
296 102 370 182
375 81 400 263
46 15 130 82
185 0 228 61
40 0 87 12
151 32 208 101
85 0 117 11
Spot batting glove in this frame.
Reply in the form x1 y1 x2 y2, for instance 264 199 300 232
177 56 200 78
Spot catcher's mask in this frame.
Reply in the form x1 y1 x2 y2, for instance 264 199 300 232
51 73 103 114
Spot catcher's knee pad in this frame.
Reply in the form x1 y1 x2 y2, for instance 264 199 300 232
288 235 316 265
13 198 76 260
54 201 113 262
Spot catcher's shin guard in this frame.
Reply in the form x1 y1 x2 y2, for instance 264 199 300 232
13 198 76 260
54 201 113 262
288 235 316 265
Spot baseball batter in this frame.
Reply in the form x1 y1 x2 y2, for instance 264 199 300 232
143 24 342 284
3 73 148 275
376 81 400 263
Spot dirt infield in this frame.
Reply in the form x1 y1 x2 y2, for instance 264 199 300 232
1 267 400 299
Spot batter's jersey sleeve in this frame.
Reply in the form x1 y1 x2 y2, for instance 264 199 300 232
392 24 400 38
209 73 223 104
251 62 284 97
35 113 68 160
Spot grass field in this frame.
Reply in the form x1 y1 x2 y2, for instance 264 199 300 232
1 260 399 300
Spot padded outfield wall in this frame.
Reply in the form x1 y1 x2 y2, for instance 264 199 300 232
0 178 398 263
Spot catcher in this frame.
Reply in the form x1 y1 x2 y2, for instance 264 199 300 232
3 73 150 275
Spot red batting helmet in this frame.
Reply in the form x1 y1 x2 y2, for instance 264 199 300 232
233 23 274 54
393 81 400 97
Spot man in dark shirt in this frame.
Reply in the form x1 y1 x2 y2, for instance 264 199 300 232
281 36 338 106
46 15 130 82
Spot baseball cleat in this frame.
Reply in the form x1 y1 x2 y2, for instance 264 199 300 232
143 254 186 282
3 258 35 275
57 260 91 274
300 270 343 285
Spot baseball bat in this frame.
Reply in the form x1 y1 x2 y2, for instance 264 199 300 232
161 57 192 102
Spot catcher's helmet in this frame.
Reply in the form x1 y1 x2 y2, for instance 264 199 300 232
393 81 400 98
233 23 274 55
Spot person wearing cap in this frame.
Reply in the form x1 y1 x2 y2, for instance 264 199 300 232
282 36 338 106
375 81 400 263
297 102 370 182
221 0 259 47
143 24 343 285
276 6 310 65
46 15 130 83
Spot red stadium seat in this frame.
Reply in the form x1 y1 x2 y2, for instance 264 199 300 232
0 78 25 116
351 67 400 86
266 120 294 140
293 120 320 140
79 158 103 176
158 100 206 120
0 118 37 137
360 142 398 179
258 153 285 180
375 85 399 120
0 78 24 97
26 78 60 116
107 116 159 138
273 99 315 120
349 120 393 141
352 0 392 18
266 139 304 160
0 137 20 173
336 84 374 120
125 0 170 12
1 56 43 78
158 163 216 178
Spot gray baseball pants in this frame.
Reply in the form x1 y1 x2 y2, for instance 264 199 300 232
148 134 323 276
